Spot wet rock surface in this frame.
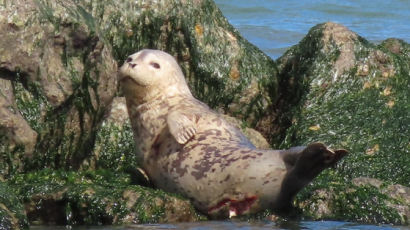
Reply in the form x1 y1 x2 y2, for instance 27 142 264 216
0 0 118 173
0 0 409 228
276 22 409 225
7 170 202 226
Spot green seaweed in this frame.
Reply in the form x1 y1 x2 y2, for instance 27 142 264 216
0 182 28 230
275 23 409 225
93 121 139 171
7 169 201 225
296 174 405 224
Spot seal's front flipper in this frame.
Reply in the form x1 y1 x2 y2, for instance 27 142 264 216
167 111 197 144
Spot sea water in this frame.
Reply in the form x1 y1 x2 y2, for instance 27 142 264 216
214 0 410 59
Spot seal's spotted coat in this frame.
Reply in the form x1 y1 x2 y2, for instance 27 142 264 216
119 49 348 218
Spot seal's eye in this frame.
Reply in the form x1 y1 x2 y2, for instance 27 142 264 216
150 62 161 69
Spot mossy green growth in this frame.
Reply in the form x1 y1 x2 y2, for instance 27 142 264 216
91 0 278 125
93 121 139 171
276 23 409 224
0 182 28 230
272 23 339 147
279 29 410 186
13 73 51 133
7 169 202 225
296 173 406 225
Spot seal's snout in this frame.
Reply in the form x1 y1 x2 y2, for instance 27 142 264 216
125 56 137 68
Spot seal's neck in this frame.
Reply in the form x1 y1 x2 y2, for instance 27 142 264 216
123 81 193 109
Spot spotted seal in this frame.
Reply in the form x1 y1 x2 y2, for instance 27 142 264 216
119 49 348 218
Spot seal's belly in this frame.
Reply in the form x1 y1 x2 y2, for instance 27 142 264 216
146 134 287 215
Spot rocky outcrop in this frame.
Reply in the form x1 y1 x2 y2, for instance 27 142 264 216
297 177 409 225
0 182 28 230
0 0 117 174
0 0 409 227
276 22 409 225
0 0 277 227
0 0 278 174
8 170 202 225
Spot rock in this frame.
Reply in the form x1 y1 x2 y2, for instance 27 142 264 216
222 115 271 149
277 22 410 187
8 170 203 225
0 0 279 173
0 0 117 173
297 177 409 225
276 22 409 225
97 0 279 133
353 177 409 223
90 97 137 172
1 0 278 226
0 182 28 230
1 0 409 227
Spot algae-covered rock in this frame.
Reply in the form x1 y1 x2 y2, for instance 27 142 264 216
0 0 278 227
97 0 278 125
296 176 409 225
0 0 117 174
276 22 410 225
0 182 28 230
1 0 279 175
1 0 409 227
8 170 202 225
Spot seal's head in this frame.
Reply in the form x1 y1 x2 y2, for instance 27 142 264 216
119 49 191 104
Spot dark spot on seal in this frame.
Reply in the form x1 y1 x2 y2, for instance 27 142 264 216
126 57 133 62
241 155 256 160
192 160 212 180
263 180 269 185
204 146 218 154
224 174 231 182
240 149 252 154
169 145 196 176
197 135 207 142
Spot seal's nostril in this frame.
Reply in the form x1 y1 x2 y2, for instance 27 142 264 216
130 63 137 68
126 57 133 62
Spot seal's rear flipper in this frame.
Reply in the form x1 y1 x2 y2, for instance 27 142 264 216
273 143 348 214
330 149 348 168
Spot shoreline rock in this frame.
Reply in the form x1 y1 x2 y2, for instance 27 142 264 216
0 0 409 227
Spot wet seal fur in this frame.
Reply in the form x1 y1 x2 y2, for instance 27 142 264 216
119 49 348 218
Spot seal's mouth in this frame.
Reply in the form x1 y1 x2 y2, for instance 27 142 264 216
118 73 146 87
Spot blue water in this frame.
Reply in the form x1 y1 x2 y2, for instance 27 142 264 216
214 0 410 59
